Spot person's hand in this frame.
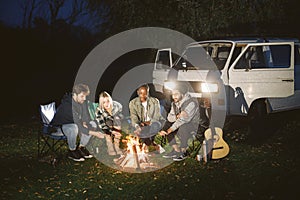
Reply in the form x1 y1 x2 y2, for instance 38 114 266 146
159 130 167 136
166 128 173 135
112 130 122 138
113 126 121 131
176 111 188 119
96 132 105 139
134 126 141 135
83 122 88 128
180 111 188 118
89 130 105 139
141 121 150 126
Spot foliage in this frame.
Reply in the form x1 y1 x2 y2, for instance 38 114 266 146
1 110 300 199
86 0 296 39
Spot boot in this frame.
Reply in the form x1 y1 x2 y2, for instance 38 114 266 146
114 138 123 155
105 135 116 155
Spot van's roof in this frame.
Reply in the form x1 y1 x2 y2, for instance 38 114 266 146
189 38 299 46
229 37 299 43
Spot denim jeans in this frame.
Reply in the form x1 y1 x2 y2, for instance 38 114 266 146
62 123 91 150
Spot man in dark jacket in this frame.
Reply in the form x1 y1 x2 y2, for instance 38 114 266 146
51 84 104 162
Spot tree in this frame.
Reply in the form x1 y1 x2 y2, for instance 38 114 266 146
46 0 65 25
20 0 97 29
87 0 290 39
20 0 42 29
66 0 89 25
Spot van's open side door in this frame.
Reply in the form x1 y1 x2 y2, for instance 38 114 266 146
152 48 173 93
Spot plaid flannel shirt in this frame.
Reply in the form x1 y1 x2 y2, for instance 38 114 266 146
95 108 114 135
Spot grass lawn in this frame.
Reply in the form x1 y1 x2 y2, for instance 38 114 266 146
1 111 300 199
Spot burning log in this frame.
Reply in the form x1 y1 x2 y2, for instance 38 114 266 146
114 135 157 171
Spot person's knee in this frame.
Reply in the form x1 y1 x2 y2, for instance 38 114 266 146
179 123 191 130
63 124 78 135
178 123 197 135
88 121 98 131
149 121 161 133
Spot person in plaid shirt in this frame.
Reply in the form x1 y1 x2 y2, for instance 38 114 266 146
95 91 123 156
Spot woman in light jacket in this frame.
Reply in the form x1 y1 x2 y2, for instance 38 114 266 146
96 91 123 155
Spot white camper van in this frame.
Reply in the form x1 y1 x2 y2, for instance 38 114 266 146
153 38 300 134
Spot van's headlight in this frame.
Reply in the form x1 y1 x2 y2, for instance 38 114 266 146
201 83 218 93
164 81 176 90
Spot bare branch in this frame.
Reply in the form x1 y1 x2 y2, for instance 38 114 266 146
45 0 65 24
20 0 42 28
66 0 89 25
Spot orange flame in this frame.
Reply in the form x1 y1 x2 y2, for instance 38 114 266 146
125 135 146 154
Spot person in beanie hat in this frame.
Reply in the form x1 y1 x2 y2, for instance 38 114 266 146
159 82 200 161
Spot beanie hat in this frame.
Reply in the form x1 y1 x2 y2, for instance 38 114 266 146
175 83 188 94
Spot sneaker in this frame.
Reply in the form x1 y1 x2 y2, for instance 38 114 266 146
173 152 188 161
78 147 93 159
157 144 166 154
154 144 166 154
68 150 85 162
162 150 181 158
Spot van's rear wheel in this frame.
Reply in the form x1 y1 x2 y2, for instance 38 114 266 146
247 99 268 142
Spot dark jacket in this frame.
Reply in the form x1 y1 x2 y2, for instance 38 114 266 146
50 93 91 135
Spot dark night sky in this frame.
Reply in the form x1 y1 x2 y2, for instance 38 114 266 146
0 0 98 123
0 0 92 28
0 0 21 26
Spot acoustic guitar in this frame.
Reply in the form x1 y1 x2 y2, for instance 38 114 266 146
204 127 230 160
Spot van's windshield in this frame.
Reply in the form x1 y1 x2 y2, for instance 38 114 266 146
173 43 233 70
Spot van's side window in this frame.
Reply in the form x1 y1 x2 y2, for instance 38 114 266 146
234 46 265 69
234 45 291 69
268 45 291 68
156 51 171 69
213 47 231 70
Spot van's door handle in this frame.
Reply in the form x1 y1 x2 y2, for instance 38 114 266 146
282 79 294 82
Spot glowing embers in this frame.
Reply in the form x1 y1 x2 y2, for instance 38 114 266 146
114 135 157 171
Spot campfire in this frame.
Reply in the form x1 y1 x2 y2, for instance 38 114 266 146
114 135 157 171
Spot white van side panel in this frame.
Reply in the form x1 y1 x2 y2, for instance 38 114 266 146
228 42 295 116
268 90 300 112
268 63 300 112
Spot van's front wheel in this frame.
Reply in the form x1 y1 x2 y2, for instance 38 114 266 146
247 99 269 142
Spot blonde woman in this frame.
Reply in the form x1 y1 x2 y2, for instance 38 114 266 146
95 91 123 155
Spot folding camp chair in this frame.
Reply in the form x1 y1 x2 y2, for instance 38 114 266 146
38 102 67 158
